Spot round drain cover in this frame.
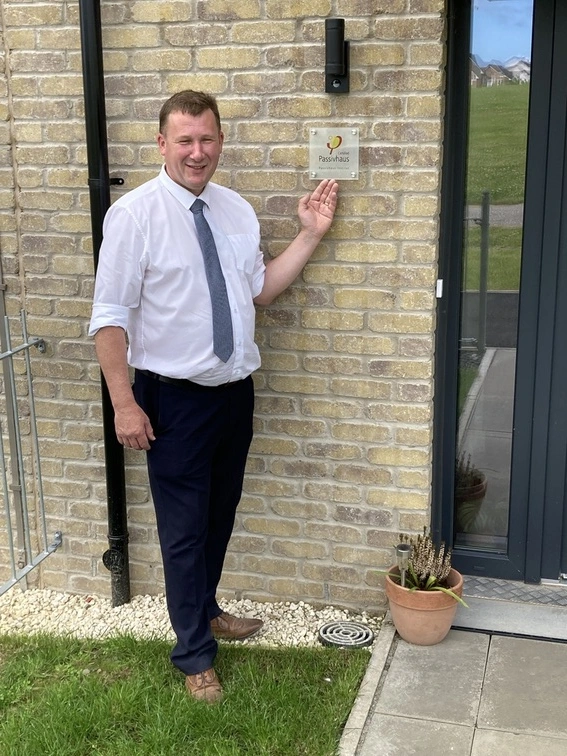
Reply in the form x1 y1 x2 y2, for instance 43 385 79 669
318 621 374 648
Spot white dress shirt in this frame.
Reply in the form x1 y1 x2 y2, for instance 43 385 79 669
89 166 266 385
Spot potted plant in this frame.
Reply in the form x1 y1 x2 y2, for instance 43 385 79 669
454 452 487 532
384 529 467 645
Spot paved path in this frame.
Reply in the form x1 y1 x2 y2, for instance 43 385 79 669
467 203 523 227
341 623 567 755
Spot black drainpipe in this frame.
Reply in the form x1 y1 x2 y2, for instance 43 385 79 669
78 0 130 606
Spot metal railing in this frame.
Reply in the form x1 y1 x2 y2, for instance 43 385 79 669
0 311 61 595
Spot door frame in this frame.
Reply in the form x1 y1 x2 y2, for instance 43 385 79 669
433 0 561 581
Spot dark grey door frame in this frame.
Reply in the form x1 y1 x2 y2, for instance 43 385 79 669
434 0 566 581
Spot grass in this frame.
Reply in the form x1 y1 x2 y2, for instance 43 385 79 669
467 85 530 205
0 633 369 756
463 226 522 291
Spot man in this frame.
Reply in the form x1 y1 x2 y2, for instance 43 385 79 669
89 90 338 703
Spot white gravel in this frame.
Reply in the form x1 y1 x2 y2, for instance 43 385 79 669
0 589 383 649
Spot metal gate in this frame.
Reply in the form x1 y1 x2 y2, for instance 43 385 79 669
0 310 62 595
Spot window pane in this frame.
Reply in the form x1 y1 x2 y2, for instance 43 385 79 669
455 0 534 550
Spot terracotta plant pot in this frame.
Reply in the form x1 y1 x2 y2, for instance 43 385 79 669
385 566 464 645
455 472 487 532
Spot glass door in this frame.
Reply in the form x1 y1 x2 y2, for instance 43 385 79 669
434 0 567 580
455 0 533 553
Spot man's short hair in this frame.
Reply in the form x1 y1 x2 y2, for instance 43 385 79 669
159 91 221 135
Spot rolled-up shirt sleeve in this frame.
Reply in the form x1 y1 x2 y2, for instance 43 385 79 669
88 204 147 337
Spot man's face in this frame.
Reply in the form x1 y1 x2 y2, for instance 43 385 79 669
157 109 224 196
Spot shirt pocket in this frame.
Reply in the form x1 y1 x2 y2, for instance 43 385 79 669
226 234 258 276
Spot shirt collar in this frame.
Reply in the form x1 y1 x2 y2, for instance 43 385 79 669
158 165 213 211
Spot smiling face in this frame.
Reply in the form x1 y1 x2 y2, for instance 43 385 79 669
157 108 224 196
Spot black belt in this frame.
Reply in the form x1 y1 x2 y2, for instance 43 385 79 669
137 369 242 391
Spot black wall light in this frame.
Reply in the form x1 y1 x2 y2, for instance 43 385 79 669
325 18 349 93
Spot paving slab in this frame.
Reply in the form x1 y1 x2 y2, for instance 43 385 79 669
358 714 474 756
472 729 567 755
478 635 567 737
455 596 567 641
374 630 489 726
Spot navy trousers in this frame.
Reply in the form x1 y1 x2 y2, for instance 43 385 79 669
133 369 254 675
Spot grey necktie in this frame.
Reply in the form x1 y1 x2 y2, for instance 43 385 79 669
190 198 234 363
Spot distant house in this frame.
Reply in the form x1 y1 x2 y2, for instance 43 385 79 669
505 57 531 83
470 57 530 87
484 64 514 86
470 59 486 87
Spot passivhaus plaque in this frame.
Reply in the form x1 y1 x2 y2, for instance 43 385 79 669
309 127 359 180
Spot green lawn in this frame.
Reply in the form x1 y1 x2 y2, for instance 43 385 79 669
463 226 522 290
467 85 530 205
0 634 369 756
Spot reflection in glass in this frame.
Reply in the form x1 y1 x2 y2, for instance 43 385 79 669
454 0 533 550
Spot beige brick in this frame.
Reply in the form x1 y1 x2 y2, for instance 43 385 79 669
132 50 192 72
301 310 364 331
374 69 443 92
249 436 299 456
243 478 298 497
303 356 362 375
397 470 430 490
304 441 362 460
267 418 326 437
218 573 265 591
372 170 439 193
227 535 266 554
268 375 328 395
269 146 308 168
369 359 432 379
267 97 331 118
407 95 442 117
400 291 435 311
266 0 331 17
404 194 440 217
5 5 63 25
334 546 391 568
242 555 296 576
334 289 395 310
410 0 445 12
238 495 267 513
268 578 324 599
375 17 444 41
335 241 397 263
369 313 434 334
131 1 191 22
271 499 328 519
303 562 360 583
330 584 387 610
332 423 390 443
198 0 261 18
197 47 261 69
333 335 396 355
270 459 328 479
331 378 390 400
333 464 392 486
367 448 429 467
399 512 430 532
232 21 296 43
271 539 328 559
370 218 437 241
243 517 301 537
302 265 366 285
302 399 361 419
351 43 405 66
102 27 161 48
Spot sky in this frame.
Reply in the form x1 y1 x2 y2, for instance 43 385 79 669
472 0 534 64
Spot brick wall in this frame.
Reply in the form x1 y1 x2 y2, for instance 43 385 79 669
0 0 446 611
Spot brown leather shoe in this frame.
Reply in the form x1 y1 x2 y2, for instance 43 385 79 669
185 667 223 703
210 611 264 641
